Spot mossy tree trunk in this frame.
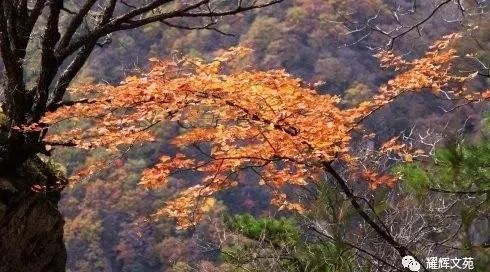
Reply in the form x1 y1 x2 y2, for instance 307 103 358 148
0 151 66 272
0 187 66 272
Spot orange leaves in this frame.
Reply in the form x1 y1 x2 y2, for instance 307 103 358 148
429 33 461 51
172 128 218 146
347 33 469 128
271 193 305 214
482 90 490 100
45 39 485 229
380 136 426 163
260 163 309 188
155 181 236 229
381 136 405 153
140 154 198 188
154 185 209 229
461 89 490 103
68 160 107 184
140 156 172 188
379 33 462 95
361 170 397 190
185 46 252 75
374 51 408 70
45 126 155 151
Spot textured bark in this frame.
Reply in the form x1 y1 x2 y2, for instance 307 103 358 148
0 181 66 272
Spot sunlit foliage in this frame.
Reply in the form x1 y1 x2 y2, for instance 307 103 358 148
43 34 487 228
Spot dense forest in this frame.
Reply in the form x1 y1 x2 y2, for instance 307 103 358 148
0 0 488 272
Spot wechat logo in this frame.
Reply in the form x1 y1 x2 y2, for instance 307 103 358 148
402 256 421 271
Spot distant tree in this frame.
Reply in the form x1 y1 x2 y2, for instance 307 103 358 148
221 214 356 272
0 1 282 270
389 125 490 271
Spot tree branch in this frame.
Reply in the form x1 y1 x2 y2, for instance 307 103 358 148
429 188 489 195
160 20 234 36
49 0 121 109
1 0 283 123
0 0 28 122
322 161 427 271
57 0 282 61
55 0 97 53
32 0 63 120
386 0 451 48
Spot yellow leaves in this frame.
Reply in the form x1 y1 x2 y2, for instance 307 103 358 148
403 154 413 163
200 197 216 213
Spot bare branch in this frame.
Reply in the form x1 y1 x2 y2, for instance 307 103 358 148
386 0 452 48
322 161 428 271
161 20 235 36
32 0 63 119
57 0 282 60
47 0 282 110
56 0 98 52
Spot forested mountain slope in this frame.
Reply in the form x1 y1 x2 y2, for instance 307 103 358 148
50 1 489 271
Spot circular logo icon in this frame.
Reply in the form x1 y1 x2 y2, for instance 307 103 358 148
402 256 421 271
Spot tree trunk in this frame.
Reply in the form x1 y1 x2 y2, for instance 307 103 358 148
0 177 66 272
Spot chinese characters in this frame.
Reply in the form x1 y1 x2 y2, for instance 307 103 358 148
426 257 474 270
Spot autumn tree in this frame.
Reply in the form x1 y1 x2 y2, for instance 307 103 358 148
0 1 283 270
45 0 488 270
42 34 489 270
